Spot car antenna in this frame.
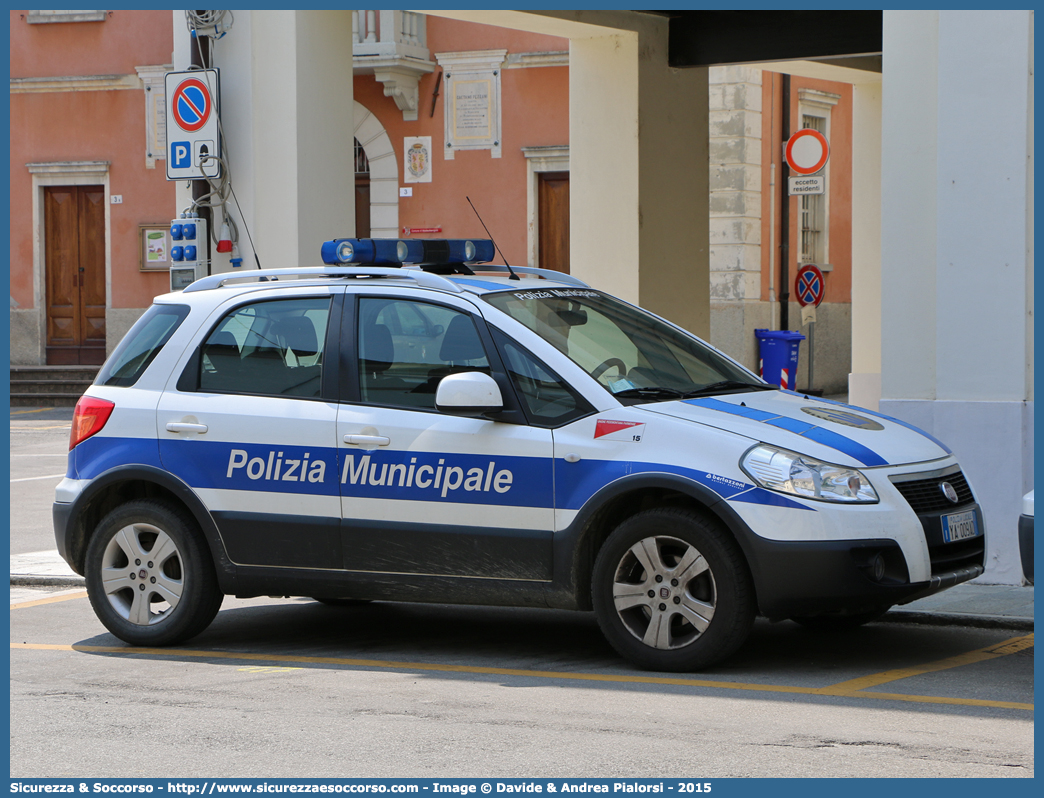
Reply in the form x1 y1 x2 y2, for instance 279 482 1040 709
466 196 520 280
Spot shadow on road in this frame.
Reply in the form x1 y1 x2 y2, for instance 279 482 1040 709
66 598 1033 717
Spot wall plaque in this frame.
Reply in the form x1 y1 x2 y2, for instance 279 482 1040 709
435 50 506 159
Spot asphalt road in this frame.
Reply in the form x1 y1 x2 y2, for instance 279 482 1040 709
9 407 1034 778
10 590 1034 778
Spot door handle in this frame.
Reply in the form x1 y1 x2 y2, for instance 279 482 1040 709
343 434 390 446
166 422 209 434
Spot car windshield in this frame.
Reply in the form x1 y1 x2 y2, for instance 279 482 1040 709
482 288 771 402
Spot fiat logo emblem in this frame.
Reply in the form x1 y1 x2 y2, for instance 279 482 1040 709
940 482 959 504
659 587 670 599
139 569 148 579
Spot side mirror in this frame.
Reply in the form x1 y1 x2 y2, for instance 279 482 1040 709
435 372 503 416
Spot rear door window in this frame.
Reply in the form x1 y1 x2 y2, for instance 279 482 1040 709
197 297 332 398
98 304 190 387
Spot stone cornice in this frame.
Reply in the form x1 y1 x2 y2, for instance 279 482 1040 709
10 74 141 94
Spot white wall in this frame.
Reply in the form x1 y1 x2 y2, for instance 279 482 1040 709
880 10 1034 583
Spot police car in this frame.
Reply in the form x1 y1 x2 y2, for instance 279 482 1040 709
53 237 986 671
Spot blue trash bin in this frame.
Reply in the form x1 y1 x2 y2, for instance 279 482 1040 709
755 329 805 390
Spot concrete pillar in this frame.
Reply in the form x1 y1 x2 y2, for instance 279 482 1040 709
567 29 640 304
174 10 354 273
633 29 709 339
880 10 1034 583
848 81 882 410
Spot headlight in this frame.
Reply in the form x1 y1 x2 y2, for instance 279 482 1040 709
740 444 878 503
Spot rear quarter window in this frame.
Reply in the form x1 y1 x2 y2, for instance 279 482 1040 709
97 304 190 387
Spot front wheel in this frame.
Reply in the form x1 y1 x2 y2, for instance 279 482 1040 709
592 508 755 672
85 499 223 646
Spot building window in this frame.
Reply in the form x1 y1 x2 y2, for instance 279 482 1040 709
354 139 370 176
799 113 827 265
796 88 840 266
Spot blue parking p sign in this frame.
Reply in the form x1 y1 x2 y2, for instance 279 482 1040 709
171 142 191 170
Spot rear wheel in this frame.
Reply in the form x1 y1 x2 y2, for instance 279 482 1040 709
592 508 755 672
85 499 223 646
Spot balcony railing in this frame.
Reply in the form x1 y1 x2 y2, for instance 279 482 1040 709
353 10 428 59
351 11 435 121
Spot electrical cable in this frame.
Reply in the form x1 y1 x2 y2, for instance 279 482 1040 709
229 183 263 269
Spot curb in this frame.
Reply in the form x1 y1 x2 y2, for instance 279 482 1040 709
11 575 86 587
882 609 1033 632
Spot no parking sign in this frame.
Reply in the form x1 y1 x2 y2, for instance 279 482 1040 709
165 69 221 180
795 263 825 307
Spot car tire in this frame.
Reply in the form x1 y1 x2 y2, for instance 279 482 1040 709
85 499 223 646
592 507 755 672
311 597 373 607
791 607 891 632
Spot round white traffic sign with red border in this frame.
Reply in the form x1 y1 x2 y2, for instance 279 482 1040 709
785 128 829 175
795 263 825 307
171 77 213 133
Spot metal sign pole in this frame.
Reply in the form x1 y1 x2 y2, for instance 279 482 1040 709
808 320 815 392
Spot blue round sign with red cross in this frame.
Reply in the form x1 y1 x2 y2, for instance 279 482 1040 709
795 263 825 307
171 77 212 133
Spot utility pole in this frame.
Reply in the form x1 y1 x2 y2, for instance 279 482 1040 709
190 26 213 274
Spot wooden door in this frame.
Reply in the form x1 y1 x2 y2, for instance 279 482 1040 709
538 171 569 274
45 186 106 365
355 175 371 238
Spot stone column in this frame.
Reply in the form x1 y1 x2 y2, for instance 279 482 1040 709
708 66 764 367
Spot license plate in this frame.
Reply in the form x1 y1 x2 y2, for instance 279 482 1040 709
942 510 979 543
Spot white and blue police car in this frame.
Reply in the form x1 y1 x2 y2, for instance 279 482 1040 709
54 238 986 671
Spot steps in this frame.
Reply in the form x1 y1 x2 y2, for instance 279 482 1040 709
10 365 99 407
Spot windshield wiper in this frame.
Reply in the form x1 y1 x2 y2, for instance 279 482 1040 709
611 386 686 401
683 380 777 398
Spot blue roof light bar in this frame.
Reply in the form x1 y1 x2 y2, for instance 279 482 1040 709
320 238 495 267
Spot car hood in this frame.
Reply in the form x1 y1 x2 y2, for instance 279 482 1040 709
638 391 951 469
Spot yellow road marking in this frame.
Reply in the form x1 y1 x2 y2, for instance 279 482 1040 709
10 591 88 609
10 407 53 415
237 666 304 673
10 642 1032 711
823 633 1034 693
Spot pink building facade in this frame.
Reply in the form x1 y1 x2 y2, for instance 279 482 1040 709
10 9 176 364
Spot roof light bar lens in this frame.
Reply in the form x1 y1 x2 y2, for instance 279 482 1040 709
320 238 495 265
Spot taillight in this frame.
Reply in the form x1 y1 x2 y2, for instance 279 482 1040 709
70 396 115 450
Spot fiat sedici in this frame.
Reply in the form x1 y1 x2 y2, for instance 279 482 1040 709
54 237 986 671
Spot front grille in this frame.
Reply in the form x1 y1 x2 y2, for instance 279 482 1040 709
891 469 984 577
891 470 974 513
928 536 985 575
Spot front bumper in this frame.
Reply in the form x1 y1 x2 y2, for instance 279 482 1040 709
748 535 983 620
1018 513 1034 584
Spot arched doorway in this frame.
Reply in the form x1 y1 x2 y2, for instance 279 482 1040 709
353 102 398 238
